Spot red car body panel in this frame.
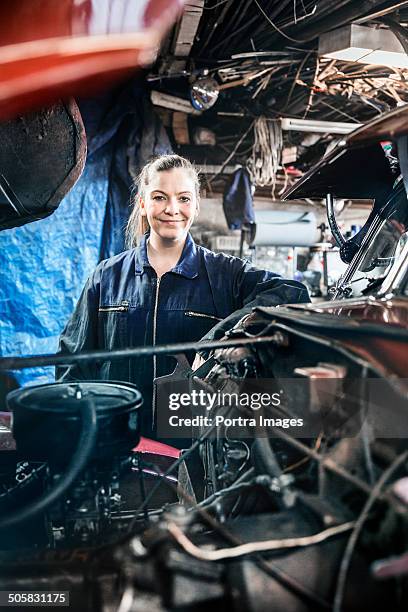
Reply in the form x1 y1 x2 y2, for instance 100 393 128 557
0 0 185 120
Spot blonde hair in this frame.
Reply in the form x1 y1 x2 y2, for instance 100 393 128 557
125 154 200 248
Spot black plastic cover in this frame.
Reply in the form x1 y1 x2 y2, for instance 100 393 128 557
0 100 86 231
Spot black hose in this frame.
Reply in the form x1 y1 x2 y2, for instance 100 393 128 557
252 436 282 478
0 398 97 529
381 16 408 56
326 193 346 249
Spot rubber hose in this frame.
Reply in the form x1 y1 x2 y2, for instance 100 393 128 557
0 398 97 529
252 437 282 478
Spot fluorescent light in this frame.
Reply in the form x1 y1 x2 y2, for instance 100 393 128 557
319 24 408 69
281 118 360 134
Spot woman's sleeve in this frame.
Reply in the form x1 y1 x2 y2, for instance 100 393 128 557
201 261 310 343
55 271 100 382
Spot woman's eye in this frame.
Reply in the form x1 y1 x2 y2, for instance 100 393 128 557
152 195 165 201
179 196 191 203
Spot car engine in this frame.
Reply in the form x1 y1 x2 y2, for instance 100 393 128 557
0 303 407 612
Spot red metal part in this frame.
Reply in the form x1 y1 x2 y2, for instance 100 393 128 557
0 0 185 120
0 411 180 459
295 297 408 329
286 298 408 379
133 436 180 459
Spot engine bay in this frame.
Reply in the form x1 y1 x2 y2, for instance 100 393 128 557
1 302 407 611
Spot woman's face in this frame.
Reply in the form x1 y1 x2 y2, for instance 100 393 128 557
140 167 198 242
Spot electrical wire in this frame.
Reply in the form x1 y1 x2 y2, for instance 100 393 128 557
167 520 356 561
156 433 407 607
284 51 312 110
99 380 333 611
246 116 282 189
86 410 333 609
195 468 256 509
283 432 323 473
138 456 333 609
333 449 408 612
203 0 231 9
303 56 320 117
253 0 311 43
207 121 255 184
125 410 226 533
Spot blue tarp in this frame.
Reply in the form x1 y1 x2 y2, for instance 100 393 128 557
0 81 171 387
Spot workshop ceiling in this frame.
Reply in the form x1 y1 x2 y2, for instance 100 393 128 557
148 0 408 192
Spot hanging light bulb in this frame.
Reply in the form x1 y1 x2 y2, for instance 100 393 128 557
190 76 219 111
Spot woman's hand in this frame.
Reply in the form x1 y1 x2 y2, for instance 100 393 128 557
192 353 206 371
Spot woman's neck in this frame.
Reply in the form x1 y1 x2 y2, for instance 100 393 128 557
147 234 186 277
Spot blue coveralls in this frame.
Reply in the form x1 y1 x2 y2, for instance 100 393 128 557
57 232 309 435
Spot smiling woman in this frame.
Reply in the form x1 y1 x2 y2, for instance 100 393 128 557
57 154 310 440
127 157 200 277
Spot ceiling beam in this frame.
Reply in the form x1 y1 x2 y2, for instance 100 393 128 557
173 0 204 57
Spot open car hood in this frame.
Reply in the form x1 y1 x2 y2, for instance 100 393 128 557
282 141 394 201
281 104 408 202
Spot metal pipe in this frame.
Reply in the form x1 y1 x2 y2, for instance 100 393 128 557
0 335 278 371
263 418 407 515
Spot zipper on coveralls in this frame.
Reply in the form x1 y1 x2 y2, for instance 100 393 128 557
98 301 129 312
185 311 222 321
152 277 161 426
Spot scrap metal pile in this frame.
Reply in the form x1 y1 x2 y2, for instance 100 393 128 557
151 1 408 190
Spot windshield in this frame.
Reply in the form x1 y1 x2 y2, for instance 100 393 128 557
359 219 408 276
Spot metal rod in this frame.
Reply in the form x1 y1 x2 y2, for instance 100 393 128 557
332 214 384 300
265 423 407 514
0 336 277 371
270 426 373 495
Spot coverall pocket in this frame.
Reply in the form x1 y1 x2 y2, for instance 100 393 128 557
184 310 222 322
98 301 129 349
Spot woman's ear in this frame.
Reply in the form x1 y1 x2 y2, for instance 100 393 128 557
139 195 147 217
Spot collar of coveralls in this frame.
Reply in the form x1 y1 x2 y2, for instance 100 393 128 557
134 231 199 279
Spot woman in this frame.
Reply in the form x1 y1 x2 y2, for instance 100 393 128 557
57 154 309 436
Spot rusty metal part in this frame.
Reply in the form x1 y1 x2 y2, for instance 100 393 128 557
256 305 408 384
0 99 86 230
294 363 347 378
294 363 348 417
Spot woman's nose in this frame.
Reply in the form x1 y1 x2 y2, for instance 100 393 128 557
164 197 180 214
